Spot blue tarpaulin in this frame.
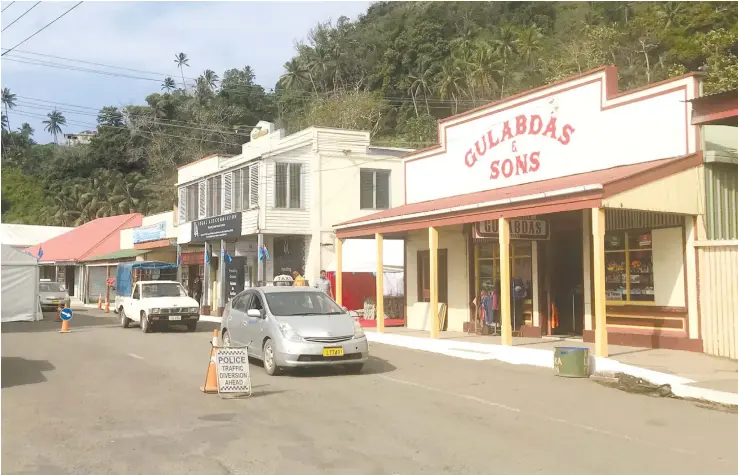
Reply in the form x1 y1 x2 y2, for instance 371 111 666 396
116 261 178 297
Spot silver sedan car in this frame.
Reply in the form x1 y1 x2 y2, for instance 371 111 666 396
220 286 368 375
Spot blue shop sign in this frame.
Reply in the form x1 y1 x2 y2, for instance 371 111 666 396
133 222 167 244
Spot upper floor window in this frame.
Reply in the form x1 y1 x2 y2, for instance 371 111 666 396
360 169 390 210
233 165 258 212
275 162 302 209
184 183 199 222
207 175 222 217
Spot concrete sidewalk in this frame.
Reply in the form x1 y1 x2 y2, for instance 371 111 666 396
365 327 738 406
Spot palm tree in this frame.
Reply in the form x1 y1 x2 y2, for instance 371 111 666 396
516 25 543 68
201 69 219 90
493 25 518 98
161 76 176 93
279 58 310 91
436 60 465 115
19 122 34 138
43 109 66 144
2 87 17 130
174 53 189 90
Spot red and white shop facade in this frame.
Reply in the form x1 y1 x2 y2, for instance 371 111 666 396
334 66 706 357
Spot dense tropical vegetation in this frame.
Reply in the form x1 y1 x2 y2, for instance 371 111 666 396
2 1 738 226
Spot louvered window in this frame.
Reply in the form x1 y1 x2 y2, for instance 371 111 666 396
360 169 390 210
223 172 233 213
249 165 259 208
178 187 187 223
197 181 206 219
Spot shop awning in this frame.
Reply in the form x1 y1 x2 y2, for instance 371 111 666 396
335 152 702 239
688 88 738 126
83 249 147 262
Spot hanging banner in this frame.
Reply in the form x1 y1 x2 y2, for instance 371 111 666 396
475 217 550 240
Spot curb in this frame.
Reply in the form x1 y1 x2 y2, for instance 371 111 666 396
365 332 738 407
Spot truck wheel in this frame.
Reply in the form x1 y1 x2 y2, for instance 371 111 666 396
120 308 131 328
140 312 152 333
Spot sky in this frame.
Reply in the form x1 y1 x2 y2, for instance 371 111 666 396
0 1 372 142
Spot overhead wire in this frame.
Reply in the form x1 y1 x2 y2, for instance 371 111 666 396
1 2 16 13
1 48 497 106
1 1 82 57
2 1 41 33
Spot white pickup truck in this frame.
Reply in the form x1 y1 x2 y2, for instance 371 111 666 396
118 280 200 333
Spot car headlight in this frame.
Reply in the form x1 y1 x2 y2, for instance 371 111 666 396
353 320 365 338
189 307 200 313
151 308 162 314
278 322 303 342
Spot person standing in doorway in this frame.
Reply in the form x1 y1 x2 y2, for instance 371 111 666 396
315 270 333 298
194 276 203 307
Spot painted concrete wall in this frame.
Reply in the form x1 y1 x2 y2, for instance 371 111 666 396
405 226 468 332
652 226 686 307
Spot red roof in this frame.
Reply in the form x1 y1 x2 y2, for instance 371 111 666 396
26 214 143 263
335 153 702 238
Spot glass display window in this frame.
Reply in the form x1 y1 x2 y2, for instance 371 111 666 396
605 230 654 304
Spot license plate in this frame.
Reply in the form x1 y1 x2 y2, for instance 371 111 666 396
168 315 181 321
51 300 59 304
323 347 344 357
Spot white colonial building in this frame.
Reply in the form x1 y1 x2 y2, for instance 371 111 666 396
176 120 410 315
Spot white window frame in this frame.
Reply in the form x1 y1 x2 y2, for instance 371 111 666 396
360 168 391 210
274 162 302 209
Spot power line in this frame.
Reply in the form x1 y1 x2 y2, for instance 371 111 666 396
1 1 82 57
2 1 41 32
1 48 495 106
1 2 16 13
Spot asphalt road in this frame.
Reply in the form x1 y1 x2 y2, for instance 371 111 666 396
2 310 737 475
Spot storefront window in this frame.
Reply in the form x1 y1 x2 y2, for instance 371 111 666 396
605 230 655 303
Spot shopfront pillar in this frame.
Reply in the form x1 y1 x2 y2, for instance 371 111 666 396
498 218 512 346
335 237 344 306
375 233 385 333
176 244 183 282
429 226 439 339
592 208 608 357
219 239 227 316
202 242 211 315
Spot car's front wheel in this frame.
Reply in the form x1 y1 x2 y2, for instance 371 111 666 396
186 321 197 332
262 339 280 376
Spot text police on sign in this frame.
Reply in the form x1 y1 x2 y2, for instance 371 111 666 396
214 348 251 396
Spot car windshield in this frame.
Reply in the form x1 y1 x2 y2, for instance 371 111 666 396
141 283 187 298
39 282 65 292
264 291 344 316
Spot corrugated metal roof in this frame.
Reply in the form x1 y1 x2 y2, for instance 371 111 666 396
25 214 143 262
83 249 147 262
0 224 73 247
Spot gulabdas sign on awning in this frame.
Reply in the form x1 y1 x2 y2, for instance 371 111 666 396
475 217 550 240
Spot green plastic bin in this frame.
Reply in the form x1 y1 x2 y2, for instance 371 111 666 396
553 347 590 378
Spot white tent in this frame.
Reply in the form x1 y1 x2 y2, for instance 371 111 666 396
326 238 404 273
1 244 42 322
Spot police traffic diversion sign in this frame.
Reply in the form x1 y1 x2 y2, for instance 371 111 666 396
214 347 251 397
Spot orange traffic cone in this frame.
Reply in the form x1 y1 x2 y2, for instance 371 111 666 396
200 329 219 394
55 302 62 322
97 294 102 309
104 296 110 313
59 319 71 333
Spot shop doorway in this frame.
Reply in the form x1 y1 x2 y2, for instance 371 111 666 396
65 267 75 297
550 219 584 336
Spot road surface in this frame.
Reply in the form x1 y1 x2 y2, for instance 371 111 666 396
2 310 737 474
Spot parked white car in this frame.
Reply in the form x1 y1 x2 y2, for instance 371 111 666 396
117 280 200 333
